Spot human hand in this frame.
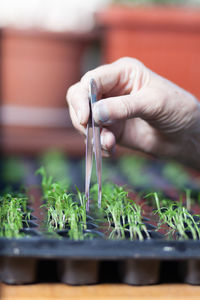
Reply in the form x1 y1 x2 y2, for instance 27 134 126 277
67 57 200 169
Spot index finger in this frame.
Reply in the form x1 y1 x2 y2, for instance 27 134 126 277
66 58 131 126
67 81 90 125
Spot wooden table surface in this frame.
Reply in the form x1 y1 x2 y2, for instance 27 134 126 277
1 283 200 300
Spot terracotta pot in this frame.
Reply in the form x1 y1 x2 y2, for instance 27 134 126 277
97 5 200 99
1 28 95 109
0 28 97 155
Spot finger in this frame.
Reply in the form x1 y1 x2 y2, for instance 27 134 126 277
67 64 120 126
67 82 90 126
80 62 125 99
68 105 86 136
66 58 138 126
84 132 115 157
100 128 116 152
93 86 164 126
120 118 181 159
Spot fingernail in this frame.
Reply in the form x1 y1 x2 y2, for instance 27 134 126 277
102 146 115 158
102 149 110 157
77 110 82 124
93 103 110 124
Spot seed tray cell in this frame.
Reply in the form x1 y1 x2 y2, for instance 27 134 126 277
1 238 200 285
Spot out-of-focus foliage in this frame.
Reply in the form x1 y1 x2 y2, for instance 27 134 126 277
162 161 190 189
38 150 71 188
118 155 152 187
2 157 26 184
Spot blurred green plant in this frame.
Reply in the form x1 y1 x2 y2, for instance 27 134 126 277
2 157 26 184
81 157 118 184
38 150 71 188
162 161 190 190
118 155 152 187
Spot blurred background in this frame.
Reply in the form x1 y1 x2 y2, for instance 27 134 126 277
0 0 200 192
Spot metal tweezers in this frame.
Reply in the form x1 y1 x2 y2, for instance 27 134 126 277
85 79 102 211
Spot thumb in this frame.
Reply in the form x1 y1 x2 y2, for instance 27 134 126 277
93 88 162 125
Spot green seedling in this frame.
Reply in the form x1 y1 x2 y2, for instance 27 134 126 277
38 167 87 240
38 165 149 241
91 182 149 240
0 192 29 238
151 192 200 240
185 189 193 211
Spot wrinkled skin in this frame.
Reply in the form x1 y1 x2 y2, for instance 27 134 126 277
67 57 200 170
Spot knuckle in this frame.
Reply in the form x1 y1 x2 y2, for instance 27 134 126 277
116 57 131 63
185 95 199 126
116 57 143 68
81 70 94 83
142 88 165 119
116 57 134 64
188 95 198 114
120 97 132 119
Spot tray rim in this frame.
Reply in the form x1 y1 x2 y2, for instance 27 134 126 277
1 238 200 260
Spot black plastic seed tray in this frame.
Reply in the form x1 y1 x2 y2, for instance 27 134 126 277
1 194 200 286
2 154 200 285
1 237 200 285
1 173 200 286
